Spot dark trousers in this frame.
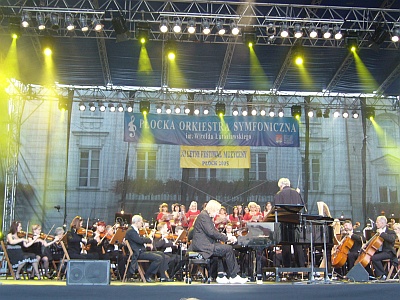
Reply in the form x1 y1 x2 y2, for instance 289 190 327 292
371 251 394 277
213 244 240 278
347 251 359 270
137 251 170 279
282 245 305 267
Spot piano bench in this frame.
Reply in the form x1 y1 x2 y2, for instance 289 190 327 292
263 267 326 282
185 252 212 284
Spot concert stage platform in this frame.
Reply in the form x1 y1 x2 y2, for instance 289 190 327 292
1 278 399 300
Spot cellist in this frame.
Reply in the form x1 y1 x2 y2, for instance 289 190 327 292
341 220 364 271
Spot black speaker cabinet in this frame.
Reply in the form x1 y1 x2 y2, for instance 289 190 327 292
67 260 110 285
346 263 369 282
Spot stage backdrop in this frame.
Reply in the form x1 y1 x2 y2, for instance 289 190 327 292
124 113 299 147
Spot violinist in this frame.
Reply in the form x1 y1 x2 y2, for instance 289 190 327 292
6 221 40 280
154 222 177 278
339 220 364 271
125 215 171 282
66 216 98 259
367 216 397 280
24 224 61 279
47 227 65 274
223 223 237 245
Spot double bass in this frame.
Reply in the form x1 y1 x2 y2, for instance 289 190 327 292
354 233 384 267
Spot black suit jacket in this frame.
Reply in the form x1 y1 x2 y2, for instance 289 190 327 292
380 227 397 256
125 226 152 256
274 186 304 206
191 210 228 259
349 232 364 253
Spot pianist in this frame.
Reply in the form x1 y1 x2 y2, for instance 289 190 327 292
274 177 306 268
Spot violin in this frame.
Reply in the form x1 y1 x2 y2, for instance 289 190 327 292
76 227 94 238
17 231 55 241
99 232 113 241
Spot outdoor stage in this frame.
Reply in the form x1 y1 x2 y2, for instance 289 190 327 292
1 278 400 300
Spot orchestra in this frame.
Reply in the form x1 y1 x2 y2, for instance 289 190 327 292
3 198 400 284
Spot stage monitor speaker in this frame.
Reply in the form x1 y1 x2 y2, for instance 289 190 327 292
67 260 110 285
346 263 369 282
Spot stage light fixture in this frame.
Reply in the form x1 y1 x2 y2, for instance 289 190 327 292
215 103 226 117
231 22 239 35
79 102 86 111
165 105 172 114
323 109 330 118
140 100 150 114
184 106 191 114
9 17 21 39
108 103 116 112
93 18 104 31
174 105 181 114
80 15 89 32
243 28 257 48
165 40 176 60
216 20 225 35
160 19 169 33
202 20 211 35
345 32 359 52
365 107 375 120
241 106 248 116
260 107 266 116
98 102 106 112
352 110 359 119
203 107 210 115
391 27 399 42
278 108 284 117
156 104 162 114
334 26 342 40
232 106 239 116
187 19 196 34
58 96 69 111
49 13 60 30
342 110 349 118
194 107 200 115
316 109 323 118
37 13 46 30
65 14 75 31
251 108 257 116
307 109 314 118
21 12 30 28
41 36 54 56
322 25 331 39
112 15 129 42
294 24 303 38
173 19 182 33
136 22 150 44
126 102 133 113
117 103 124 112
280 24 289 38
333 110 340 118
291 105 302 119
309 25 318 38
266 23 276 36
89 102 96 112
268 108 275 117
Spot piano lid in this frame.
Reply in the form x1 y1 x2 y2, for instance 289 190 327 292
263 204 304 222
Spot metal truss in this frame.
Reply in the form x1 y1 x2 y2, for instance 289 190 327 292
1 1 399 49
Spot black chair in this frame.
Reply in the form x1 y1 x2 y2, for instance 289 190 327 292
185 252 212 284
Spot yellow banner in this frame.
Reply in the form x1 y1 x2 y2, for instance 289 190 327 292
180 146 250 169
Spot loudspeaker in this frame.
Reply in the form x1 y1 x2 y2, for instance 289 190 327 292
346 263 369 282
67 260 110 285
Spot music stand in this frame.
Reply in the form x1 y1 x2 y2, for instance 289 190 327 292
110 228 126 245
272 204 304 223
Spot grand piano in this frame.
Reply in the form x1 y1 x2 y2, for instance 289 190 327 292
237 204 334 281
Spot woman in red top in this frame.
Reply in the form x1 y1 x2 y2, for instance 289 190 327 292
185 201 200 229
228 206 242 229
157 203 172 230
242 202 263 223
214 206 229 231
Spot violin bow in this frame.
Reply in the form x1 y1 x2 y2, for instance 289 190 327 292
44 224 55 239
26 221 30 240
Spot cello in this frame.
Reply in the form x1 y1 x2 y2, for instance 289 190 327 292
354 233 383 267
331 236 355 268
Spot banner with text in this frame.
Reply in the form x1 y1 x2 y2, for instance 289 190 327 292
180 146 250 169
124 113 299 147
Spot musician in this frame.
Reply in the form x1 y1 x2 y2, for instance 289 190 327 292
228 206 241 229
66 216 99 259
125 215 171 282
369 216 397 280
214 206 229 231
223 223 237 245
154 222 179 278
186 201 200 229
242 202 263 223
274 178 306 268
341 220 364 270
157 203 172 230
179 204 189 229
190 199 247 284
393 223 400 239
47 227 65 276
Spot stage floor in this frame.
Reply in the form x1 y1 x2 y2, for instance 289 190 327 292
1 277 400 300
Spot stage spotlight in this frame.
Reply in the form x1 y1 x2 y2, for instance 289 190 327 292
215 103 226 117
260 107 266 116
231 22 239 35
9 17 21 39
309 25 318 38
156 104 162 114
342 110 349 118
37 13 46 30
126 102 133 112
268 108 275 117
241 106 248 116
108 103 116 112
316 109 323 118
93 18 104 31
202 20 211 35
65 14 75 31
160 19 169 33
232 106 239 116
266 23 276 36
333 110 340 118
173 19 182 33
322 25 331 39
98 102 105 112
184 106 191 114
112 15 129 42
392 27 400 42
280 24 289 38
307 109 314 118
165 40 176 60
365 106 375 120
89 102 96 112
334 25 342 40
41 36 54 56
352 110 359 119
140 100 150 114
58 96 69 111
50 13 60 30
187 19 196 34
174 105 181 114
278 108 284 117
251 107 257 116
345 31 359 52
117 103 124 112
165 105 172 114
323 109 330 118
243 28 257 48
136 22 150 44
203 107 209 115
79 102 86 111
80 15 89 32
294 23 303 39
194 107 200 115
291 105 302 119
216 20 225 35
21 12 30 28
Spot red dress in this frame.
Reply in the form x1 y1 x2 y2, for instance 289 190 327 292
185 210 200 228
